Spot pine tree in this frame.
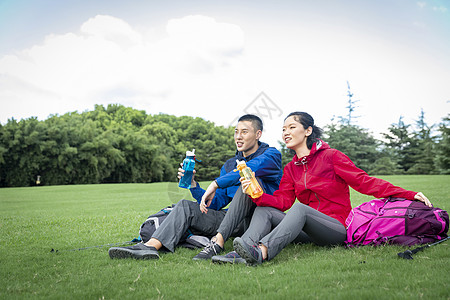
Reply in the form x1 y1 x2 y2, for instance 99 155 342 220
325 123 380 173
434 115 450 174
407 109 436 174
382 116 414 173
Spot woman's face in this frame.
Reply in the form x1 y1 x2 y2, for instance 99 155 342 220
282 116 312 150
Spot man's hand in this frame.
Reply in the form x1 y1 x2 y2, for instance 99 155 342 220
200 181 219 213
177 163 196 188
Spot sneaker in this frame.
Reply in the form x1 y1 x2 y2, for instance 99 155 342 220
233 237 264 265
192 240 223 260
212 251 246 264
108 243 160 260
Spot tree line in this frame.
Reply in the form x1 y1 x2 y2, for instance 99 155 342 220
0 104 235 187
0 104 448 187
280 110 449 176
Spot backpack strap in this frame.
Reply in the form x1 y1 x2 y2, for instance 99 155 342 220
434 209 447 234
372 231 389 246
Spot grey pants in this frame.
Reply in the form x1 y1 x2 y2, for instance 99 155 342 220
242 202 347 260
152 187 252 252
217 186 256 242
152 199 226 252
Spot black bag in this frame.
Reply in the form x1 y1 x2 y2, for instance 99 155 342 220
138 204 210 249
139 205 175 243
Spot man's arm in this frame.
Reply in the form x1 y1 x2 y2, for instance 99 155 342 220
189 184 205 203
189 164 232 212
200 148 282 213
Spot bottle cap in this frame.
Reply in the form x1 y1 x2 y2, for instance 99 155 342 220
186 149 195 156
235 159 246 169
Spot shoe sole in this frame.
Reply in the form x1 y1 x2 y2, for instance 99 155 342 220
108 248 159 260
233 238 259 266
192 255 215 261
211 256 246 264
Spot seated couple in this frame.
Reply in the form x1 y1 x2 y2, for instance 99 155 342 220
109 112 431 265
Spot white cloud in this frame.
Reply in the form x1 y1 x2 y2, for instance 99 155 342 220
417 1 427 9
167 15 244 59
81 15 143 46
0 13 448 148
0 15 245 123
432 6 447 13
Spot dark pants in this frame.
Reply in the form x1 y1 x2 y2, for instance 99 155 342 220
152 199 226 252
217 186 256 242
152 187 253 252
242 202 347 260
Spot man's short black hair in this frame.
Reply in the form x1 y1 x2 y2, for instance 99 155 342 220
237 114 263 132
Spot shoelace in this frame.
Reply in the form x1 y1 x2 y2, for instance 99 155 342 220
248 238 260 249
247 238 264 261
200 241 218 255
226 251 239 258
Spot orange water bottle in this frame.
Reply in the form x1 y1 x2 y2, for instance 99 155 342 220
235 160 263 198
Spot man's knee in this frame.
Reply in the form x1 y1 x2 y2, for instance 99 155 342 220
176 199 198 211
232 186 245 200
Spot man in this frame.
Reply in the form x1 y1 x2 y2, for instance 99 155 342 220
108 114 282 260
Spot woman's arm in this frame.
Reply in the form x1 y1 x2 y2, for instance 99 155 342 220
332 150 432 207
242 165 297 212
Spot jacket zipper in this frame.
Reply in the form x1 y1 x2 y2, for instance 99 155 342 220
301 157 320 210
301 157 307 189
314 193 321 211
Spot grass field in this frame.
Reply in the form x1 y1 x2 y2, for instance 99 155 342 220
1 176 449 299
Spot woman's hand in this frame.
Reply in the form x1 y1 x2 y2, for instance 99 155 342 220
414 192 432 208
177 163 196 188
200 181 218 213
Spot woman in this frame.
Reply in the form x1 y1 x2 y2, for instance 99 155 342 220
233 111 431 265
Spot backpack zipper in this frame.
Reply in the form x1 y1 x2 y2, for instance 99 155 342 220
357 215 407 243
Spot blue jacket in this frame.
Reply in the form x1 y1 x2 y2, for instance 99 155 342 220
189 142 282 210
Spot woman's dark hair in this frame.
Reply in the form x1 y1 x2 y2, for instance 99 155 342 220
284 112 323 149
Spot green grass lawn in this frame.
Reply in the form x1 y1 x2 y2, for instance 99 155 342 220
1 176 449 299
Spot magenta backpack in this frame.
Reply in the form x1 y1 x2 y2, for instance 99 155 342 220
345 197 449 247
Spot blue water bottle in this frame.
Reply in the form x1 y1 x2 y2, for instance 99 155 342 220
178 149 196 189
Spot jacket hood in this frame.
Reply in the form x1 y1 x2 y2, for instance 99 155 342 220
292 139 330 165
235 141 269 161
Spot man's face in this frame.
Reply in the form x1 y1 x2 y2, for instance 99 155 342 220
234 120 261 156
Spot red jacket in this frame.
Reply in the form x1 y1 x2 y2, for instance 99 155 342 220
252 140 417 226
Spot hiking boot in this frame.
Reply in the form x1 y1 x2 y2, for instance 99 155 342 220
233 237 264 265
212 251 246 264
108 243 160 260
192 240 223 260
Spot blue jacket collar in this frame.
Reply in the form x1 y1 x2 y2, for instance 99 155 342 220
235 141 269 161
224 141 269 173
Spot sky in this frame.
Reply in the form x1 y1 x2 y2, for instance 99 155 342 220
0 0 449 147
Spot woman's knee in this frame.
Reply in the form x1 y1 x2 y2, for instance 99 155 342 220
288 202 308 216
253 206 285 222
253 206 274 217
